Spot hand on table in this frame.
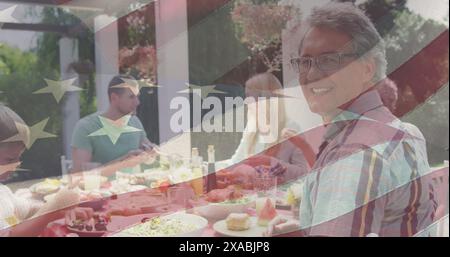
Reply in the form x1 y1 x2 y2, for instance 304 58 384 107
141 141 159 153
140 142 160 164
243 155 273 167
263 215 300 237
216 164 258 189
119 149 152 167
243 156 287 184
35 188 80 216
65 207 94 225
244 156 286 174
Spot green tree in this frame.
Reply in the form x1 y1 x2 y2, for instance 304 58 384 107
0 7 98 182
359 0 449 165
0 44 61 182
34 7 97 118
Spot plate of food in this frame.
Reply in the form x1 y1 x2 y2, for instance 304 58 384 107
213 214 266 237
112 212 208 237
104 213 161 233
213 197 278 237
196 195 255 221
194 185 255 221
105 190 167 215
66 213 111 237
30 179 61 197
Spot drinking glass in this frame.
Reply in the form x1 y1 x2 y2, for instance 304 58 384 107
254 174 277 216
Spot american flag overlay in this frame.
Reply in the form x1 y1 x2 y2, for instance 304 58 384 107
0 0 448 238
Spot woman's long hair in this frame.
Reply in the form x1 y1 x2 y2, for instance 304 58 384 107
243 73 287 156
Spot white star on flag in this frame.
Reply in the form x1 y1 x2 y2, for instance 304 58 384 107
88 115 142 145
111 78 161 96
178 83 227 99
0 5 18 27
2 118 57 149
33 78 83 103
65 0 158 33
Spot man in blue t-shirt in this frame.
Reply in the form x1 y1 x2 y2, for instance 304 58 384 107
71 75 155 175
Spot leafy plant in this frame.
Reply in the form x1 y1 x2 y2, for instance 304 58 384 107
118 3 157 82
231 0 299 72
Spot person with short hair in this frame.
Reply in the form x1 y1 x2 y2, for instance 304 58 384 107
376 78 398 113
0 104 79 237
71 75 156 175
266 2 435 237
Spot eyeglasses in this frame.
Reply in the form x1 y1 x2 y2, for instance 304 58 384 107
290 52 359 74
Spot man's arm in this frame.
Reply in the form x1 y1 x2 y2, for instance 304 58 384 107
133 116 154 152
99 149 149 177
140 137 156 151
72 146 146 177
9 188 80 237
71 118 95 173
72 147 156 179
9 210 64 237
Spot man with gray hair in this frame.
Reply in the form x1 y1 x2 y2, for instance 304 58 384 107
266 2 435 237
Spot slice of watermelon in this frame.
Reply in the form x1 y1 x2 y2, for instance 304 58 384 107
258 198 277 226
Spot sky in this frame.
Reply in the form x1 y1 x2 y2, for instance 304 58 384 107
407 0 449 25
0 0 449 52
0 3 40 51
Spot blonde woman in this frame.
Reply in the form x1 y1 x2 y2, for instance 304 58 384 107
230 72 290 163
220 73 311 187
0 104 79 236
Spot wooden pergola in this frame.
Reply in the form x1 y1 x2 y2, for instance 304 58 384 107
0 0 325 161
0 0 194 159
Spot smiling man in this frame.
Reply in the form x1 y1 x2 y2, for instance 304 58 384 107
267 2 436 237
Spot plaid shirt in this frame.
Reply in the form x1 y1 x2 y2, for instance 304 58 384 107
299 90 436 237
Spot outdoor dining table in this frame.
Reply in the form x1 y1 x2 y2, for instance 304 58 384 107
4 165 299 237
40 206 295 237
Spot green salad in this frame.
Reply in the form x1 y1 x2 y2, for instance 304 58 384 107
123 217 198 237
215 196 253 205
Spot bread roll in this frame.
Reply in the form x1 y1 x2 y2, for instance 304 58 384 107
226 213 250 231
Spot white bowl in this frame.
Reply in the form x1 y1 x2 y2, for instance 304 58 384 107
196 196 255 221
112 212 208 237
167 213 208 237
